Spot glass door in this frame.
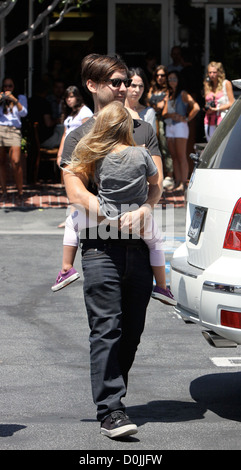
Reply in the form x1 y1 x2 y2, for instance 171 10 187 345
209 6 241 80
115 3 162 70
108 0 171 72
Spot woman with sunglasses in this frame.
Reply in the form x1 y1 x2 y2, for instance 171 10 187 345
147 65 174 190
162 71 199 192
0 76 27 202
124 67 156 131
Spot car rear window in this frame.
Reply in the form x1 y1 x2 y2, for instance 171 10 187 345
199 97 241 169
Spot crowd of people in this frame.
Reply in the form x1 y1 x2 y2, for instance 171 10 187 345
0 47 235 202
0 48 237 439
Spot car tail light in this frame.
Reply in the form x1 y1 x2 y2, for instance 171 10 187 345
223 198 241 250
221 309 241 329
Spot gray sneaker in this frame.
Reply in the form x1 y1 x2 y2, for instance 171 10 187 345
100 411 138 438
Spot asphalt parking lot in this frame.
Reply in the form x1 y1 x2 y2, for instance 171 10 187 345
1 205 241 460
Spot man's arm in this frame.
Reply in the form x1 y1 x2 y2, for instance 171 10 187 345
147 154 163 206
63 169 100 216
61 122 102 220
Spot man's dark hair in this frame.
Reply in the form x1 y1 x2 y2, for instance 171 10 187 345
81 54 129 89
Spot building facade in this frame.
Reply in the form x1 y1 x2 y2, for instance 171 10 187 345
1 0 241 96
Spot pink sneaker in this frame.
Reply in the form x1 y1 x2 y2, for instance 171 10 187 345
51 267 80 292
151 286 177 306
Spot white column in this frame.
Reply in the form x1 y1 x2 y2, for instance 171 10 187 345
204 5 210 68
0 18 5 86
28 0 34 97
107 0 115 55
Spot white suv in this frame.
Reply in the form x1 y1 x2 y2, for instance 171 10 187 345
170 84 241 348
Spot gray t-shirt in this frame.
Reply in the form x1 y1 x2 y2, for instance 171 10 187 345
95 146 157 219
61 117 161 195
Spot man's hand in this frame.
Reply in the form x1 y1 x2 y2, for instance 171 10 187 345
119 204 152 236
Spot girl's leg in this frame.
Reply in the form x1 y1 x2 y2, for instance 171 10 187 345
52 211 80 291
0 147 7 195
142 215 165 285
152 265 166 289
9 146 23 196
61 208 99 271
61 245 78 272
174 137 188 189
167 137 181 186
142 215 177 305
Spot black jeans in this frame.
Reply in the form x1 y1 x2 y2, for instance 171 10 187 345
81 238 153 422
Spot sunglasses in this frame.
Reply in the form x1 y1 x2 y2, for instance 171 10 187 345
156 74 166 78
107 78 132 88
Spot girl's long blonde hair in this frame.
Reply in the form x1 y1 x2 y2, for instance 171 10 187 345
204 61 226 95
70 101 135 176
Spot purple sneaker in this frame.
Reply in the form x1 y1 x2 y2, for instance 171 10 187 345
151 285 177 306
51 267 80 292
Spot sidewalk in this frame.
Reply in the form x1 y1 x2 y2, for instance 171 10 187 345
0 184 68 209
0 183 185 210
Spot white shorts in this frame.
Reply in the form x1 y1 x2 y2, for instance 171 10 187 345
166 122 189 139
204 123 216 142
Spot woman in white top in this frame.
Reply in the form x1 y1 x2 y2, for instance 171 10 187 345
0 76 28 201
57 86 93 165
125 67 156 132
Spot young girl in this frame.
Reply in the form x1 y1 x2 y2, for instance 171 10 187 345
52 101 176 306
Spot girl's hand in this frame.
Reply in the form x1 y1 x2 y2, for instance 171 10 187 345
119 204 152 235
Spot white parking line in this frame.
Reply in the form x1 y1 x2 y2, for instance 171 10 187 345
211 357 241 367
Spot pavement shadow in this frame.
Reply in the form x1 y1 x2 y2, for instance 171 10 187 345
190 371 241 422
0 424 27 437
128 372 241 425
127 399 206 426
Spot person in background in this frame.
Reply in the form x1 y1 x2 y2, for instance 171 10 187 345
143 51 158 83
28 80 59 145
46 79 65 121
147 65 173 190
163 70 200 192
203 61 235 142
40 79 65 150
56 85 93 229
0 76 27 202
57 85 93 166
167 45 184 73
124 67 156 131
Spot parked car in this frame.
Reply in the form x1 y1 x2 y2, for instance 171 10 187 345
170 80 241 348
